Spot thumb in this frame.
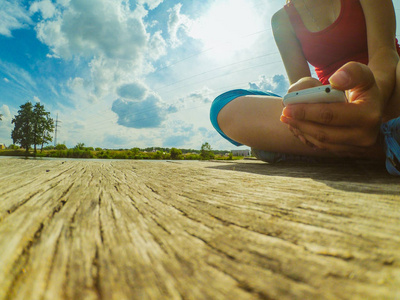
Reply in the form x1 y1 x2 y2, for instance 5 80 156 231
329 61 376 92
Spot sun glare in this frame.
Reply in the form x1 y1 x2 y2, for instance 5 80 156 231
189 0 264 60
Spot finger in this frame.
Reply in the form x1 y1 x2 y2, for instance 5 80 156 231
302 134 374 156
283 117 379 147
287 124 370 156
300 132 370 156
329 61 376 93
288 77 322 93
282 102 381 127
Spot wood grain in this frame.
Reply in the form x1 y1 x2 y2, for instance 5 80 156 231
0 158 399 299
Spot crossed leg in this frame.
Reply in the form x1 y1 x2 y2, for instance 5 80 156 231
216 60 400 162
217 95 334 158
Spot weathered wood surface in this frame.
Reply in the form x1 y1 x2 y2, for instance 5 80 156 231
0 157 399 300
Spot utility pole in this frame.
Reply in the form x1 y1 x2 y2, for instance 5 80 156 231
54 114 61 146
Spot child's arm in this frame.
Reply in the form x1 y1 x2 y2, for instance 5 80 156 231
361 0 399 107
271 8 314 86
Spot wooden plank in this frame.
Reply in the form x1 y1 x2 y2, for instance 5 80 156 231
0 158 399 299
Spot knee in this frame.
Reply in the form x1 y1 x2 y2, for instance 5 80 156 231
210 90 248 131
216 96 246 134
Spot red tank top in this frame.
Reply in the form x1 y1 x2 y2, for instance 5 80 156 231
284 0 400 84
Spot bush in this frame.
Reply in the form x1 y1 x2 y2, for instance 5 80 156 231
55 144 67 150
184 153 200 160
112 151 128 159
96 150 111 159
50 148 93 158
153 150 164 160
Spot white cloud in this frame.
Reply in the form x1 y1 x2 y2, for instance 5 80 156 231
112 94 164 129
186 87 213 104
33 96 41 102
0 104 13 146
248 74 289 97
1 104 11 119
55 0 69 6
167 3 193 48
35 0 148 61
34 0 170 105
117 81 148 101
0 0 31 37
46 53 60 58
30 0 56 19
67 77 85 90
0 60 37 93
148 30 167 60
3 78 9 83
138 0 164 10
112 80 176 129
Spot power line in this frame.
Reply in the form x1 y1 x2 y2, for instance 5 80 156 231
153 52 280 91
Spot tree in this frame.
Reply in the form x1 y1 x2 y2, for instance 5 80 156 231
12 102 34 154
200 142 214 160
11 102 54 155
0 113 3 121
32 102 54 153
170 147 182 160
74 142 85 150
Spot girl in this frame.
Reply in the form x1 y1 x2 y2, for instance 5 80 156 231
210 0 400 175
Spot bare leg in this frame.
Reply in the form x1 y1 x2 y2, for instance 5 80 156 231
217 95 334 157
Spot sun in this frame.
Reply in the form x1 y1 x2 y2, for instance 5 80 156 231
189 0 264 60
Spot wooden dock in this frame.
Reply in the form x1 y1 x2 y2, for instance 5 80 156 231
0 158 399 299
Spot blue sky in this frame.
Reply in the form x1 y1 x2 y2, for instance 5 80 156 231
0 0 399 150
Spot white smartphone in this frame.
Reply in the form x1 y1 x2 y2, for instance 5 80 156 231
283 85 347 106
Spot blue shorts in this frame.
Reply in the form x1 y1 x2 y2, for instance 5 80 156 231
210 89 281 146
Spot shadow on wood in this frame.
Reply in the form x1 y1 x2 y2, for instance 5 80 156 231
207 159 400 195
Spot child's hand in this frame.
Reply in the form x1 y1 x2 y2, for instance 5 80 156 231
280 62 383 157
